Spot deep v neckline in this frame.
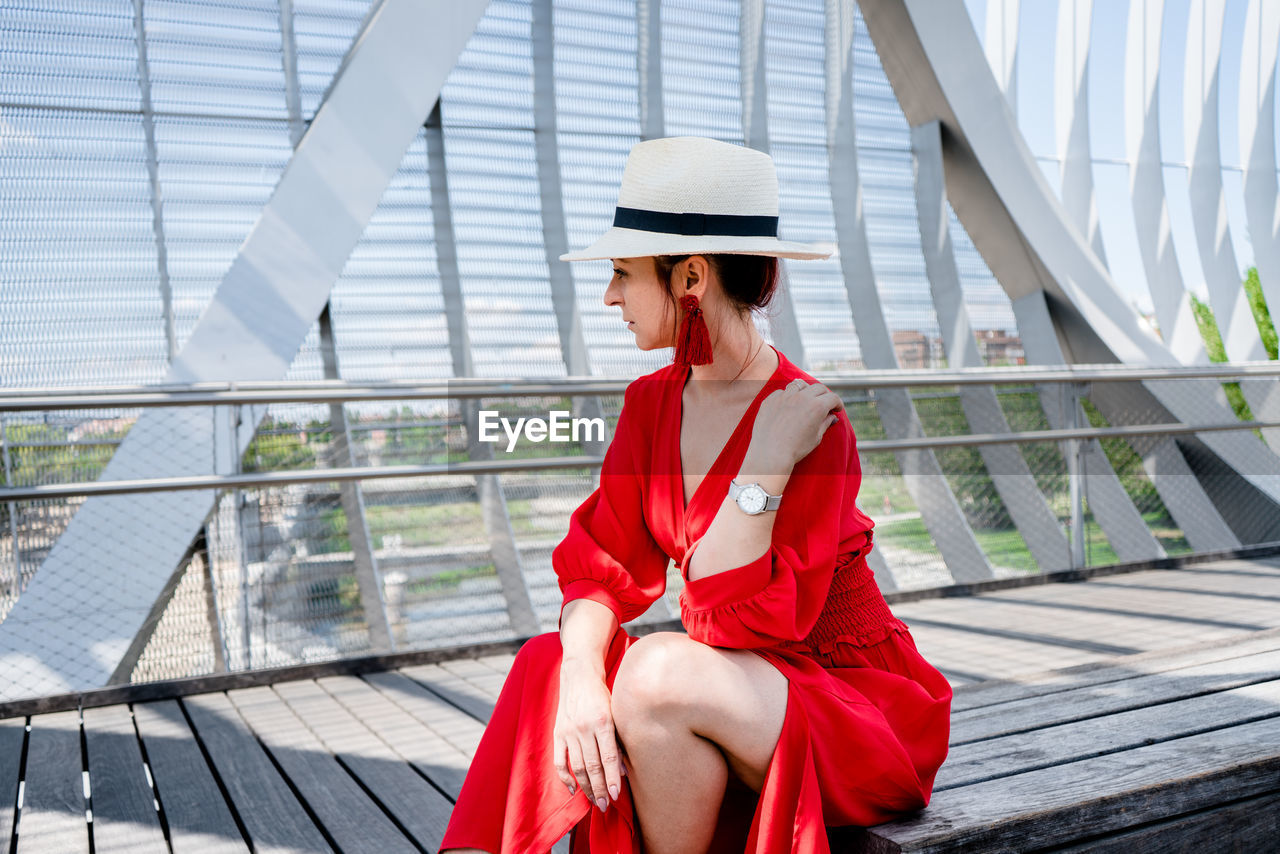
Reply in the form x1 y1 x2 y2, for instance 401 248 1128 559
674 344 785 526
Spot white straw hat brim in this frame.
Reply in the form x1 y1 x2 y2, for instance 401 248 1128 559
559 226 837 262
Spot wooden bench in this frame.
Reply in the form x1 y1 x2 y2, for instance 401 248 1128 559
829 627 1280 852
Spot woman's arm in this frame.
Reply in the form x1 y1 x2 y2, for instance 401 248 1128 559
559 597 616 675
684 443 793 584
685 377 837 585
555 597 625 815
678 378 868 648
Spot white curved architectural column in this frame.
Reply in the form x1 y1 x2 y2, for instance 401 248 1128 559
742 0 806 367
913 120 1072 572
1055 0 1106 266
426 105 541 638
858 0 1280 539
0 0 492 701
533 1 656 621
827 0 994 584
1183 0 1262 356
131 0 175 365
1239 0 1280 319
825 1 896 593
1126 0 1207 364
532 0 607 455
741 0 769 152
984 0 1021 118
637 0 664 140
1183 0 1280 448
1096 0 1241 552
1011 290 1166 561
277 0 394 654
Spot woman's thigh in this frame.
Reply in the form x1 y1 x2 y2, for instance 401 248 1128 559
612 632 789 792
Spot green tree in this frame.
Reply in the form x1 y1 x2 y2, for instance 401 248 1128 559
1189 267 1279 426
1245 267 1278 359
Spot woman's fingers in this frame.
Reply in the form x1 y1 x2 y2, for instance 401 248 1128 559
594 724 624 808
576 720 611 813
565 736 596 805
554 731 575 795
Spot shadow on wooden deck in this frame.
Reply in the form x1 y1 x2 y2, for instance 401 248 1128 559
0 554 1278 852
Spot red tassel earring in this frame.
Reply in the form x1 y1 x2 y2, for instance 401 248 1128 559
674 293 713 367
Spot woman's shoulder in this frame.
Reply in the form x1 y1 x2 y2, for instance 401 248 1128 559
624 362 681 406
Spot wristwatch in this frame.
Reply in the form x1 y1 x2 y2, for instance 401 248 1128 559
728 478 783 515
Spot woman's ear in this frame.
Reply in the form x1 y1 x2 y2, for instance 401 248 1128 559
682 255 710 296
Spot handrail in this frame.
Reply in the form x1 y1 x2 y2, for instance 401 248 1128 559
1 360 1278 411
3 416 1277 502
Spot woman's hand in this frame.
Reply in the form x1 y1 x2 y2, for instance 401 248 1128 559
554 658 624 813
748 378 845 470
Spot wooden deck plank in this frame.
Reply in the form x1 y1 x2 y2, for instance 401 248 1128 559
950 646 1280 744
80 704 167 853
474 652 517 677
181 692 331 854
271 678 455 851
436 658 507 702
1047 789 1280 853
940 678 1280 790
950 626 1280 712
315 674 471 799
18 709 87 854
0 716 26 849
865 716 1280 853
363 670 488 757
224 684 416 853
398 662 496 722
131 700 247 854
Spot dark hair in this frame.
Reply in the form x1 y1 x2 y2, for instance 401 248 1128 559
651 254 780 317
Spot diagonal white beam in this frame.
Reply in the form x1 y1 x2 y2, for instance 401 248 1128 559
913 120 1074 572
1125 0 1207 365
1183 0 1264 361
827 0 994 584
1054 0 1106 266
0 0 492 701
1239 0 1280 325
1181 0 1280 450
858 0 1280 536
984 0 1021 118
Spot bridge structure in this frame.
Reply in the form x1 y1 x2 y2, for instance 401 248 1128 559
1 0 1279 849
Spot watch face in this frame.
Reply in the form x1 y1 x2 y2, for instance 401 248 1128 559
738 484 767 514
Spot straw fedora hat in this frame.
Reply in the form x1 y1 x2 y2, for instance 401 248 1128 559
559 136 837 262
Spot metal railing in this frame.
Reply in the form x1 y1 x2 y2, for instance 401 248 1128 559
1 360 1278 701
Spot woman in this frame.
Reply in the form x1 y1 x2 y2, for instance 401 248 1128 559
438 137 952 854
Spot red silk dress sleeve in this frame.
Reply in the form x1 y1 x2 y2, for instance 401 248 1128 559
554 383 670 630
677 413 869 649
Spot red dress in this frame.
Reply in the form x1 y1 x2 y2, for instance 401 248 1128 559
438 345 953 853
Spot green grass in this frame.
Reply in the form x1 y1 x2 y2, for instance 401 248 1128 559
872 508 1188 572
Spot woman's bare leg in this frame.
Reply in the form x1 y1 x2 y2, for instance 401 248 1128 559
611 632 789 854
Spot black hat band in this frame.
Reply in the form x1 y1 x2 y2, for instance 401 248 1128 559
612 206 779 237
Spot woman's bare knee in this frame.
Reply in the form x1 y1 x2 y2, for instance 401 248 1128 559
611 632 697 729
611 634 788 791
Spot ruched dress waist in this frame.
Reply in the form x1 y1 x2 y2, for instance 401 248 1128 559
775 544 910 660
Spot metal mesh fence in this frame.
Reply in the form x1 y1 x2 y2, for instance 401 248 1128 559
3 367 1276 701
